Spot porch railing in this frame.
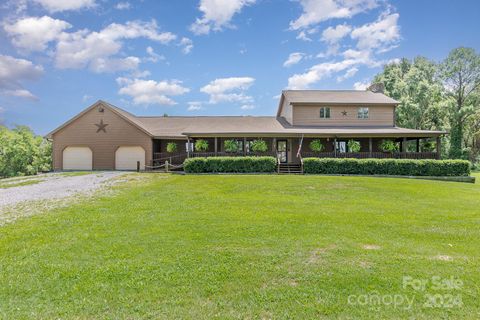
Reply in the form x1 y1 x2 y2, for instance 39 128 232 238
153 151 438 166
300 151 438 159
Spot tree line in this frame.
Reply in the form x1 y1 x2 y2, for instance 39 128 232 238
0 126 52 178
373 47 480 163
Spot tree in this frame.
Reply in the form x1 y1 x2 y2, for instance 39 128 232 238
373 57 446 130
0 125 51 177
440 47 480 158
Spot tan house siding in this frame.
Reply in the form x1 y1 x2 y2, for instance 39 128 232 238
279 99 293 124
52 106 152 170
292 104 395 127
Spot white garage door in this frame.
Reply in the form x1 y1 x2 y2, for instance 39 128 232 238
63 147 93 170
115 146 145 170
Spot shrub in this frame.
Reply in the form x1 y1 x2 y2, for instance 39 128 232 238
184 156 277 173
250 139 268 153
309 139 324 152
302 158 470 176
380 139 399 152
224 139 239 153
195 139 209 152
348 140 361 153
166 142 177 153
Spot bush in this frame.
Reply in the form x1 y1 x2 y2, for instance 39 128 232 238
250 139 268 153
348 140 361 153
184 156 277 173
224 139 239 153
380 139 399 152
166 142 177 153
195 139 209 152
309 139 324 152
302 158 470 176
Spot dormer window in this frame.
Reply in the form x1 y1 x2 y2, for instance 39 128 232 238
357 107 369 119
320 107 331 119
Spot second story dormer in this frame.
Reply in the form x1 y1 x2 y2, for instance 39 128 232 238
277 87 399 127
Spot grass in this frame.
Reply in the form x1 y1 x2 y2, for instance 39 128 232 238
0 178 42 189
0 174 479 319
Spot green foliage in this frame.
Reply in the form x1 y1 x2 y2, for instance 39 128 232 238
166 142 177 153
347 140 361 153
309 139 324 152
184 156 277 173
0 125 52 178
380 139 399 153
374 57 446 130
440 47 480 159
224 139 239 153
194 139 209 152
303 158 470 176
250 139 268 153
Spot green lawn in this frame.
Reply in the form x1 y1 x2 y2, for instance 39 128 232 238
1 174 479 319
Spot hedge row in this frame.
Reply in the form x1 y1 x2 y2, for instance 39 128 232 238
303 158 471 176
184 156 277 173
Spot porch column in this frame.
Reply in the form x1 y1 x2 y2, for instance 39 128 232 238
368 138 373 157
243 137 247 156
272 137 277 156
416 138 420 153
214 137 218 156
334 138 337 158
402 137 407 153
187 137 191 158
436 136 441 160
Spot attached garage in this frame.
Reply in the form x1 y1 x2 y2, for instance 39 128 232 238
63 147 93 170
115 146 145 170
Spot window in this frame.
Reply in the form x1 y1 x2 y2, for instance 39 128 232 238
335 141 347 153
358 107 369 119
320 107 331 119
185 142 194 152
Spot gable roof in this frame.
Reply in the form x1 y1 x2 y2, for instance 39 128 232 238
46 100 152 138
277 90 399 117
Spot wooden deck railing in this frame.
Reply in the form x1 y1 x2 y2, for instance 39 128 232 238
300 152 438 159
153 151 438 166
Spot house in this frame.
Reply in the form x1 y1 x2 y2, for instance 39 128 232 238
47 86 445 171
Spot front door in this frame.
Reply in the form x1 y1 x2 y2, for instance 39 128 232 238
277 140 288 163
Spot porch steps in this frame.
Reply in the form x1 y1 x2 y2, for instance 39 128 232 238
277 163 303 174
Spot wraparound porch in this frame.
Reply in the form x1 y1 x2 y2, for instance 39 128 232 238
151 136 442 165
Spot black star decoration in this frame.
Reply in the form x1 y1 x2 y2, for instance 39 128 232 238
95 119 108 133
341 110 348 116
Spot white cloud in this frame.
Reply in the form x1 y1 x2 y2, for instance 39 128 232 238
190 0 256 35
240 104 254 110
290 0 378 30
115 1 131 10
55 20 176 72
321 23 351 43
336 67 358 82
353 80 370 90
287 9 401 89
180 37 193 54
3 16 71 52
0 54 43 100
351 12 400 51
145 46 165 63
187 101 203 111
200 77 255 104
283 52 304 67
32 0 96 12
117 78 190 105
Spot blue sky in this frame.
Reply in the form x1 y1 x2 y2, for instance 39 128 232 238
1 0 479 134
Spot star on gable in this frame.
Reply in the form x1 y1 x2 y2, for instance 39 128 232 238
341 110 348 116
95 119 108 133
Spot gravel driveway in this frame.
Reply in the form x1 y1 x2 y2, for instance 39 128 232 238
0 171 127 218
